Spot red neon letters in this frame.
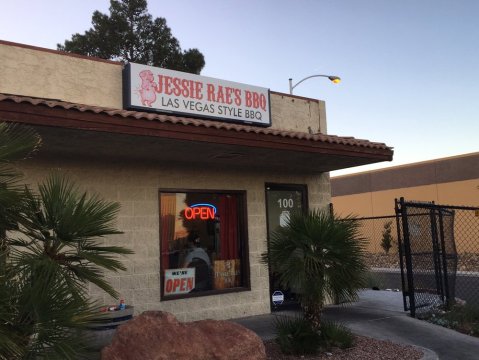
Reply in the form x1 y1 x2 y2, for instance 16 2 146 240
184 206 215 220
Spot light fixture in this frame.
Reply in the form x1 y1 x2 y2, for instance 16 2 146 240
289 74 341 94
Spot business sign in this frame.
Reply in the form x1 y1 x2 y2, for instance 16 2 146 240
164 268 195 296
124 63 271 126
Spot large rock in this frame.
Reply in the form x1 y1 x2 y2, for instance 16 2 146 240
101 311 267 360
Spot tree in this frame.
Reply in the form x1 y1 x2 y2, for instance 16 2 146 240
0 123 133 359
57 0 205 74
262 210 367 331
380 221 394 254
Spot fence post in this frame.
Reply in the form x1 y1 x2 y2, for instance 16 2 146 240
400 198 416 317
430 207 445 301
396 198 408 312
438 208 453 309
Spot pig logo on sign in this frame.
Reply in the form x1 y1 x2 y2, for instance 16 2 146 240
138 70 157 107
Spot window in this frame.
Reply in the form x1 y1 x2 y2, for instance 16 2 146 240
159 190 249 299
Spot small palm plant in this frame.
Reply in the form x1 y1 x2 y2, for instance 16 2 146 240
0 122 133 359
7 174 134 358
262 210 367 330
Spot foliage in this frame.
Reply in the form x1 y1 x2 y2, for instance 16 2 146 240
319 320 355 350
0 123 41 238
17 174 132 299
380 221 394 254
0 123 133 359
274 315 321 355
426 303 479 337
262 210 367 330
57 0 205 74
273 316 355 356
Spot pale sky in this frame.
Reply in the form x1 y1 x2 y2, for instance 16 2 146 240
1 0 478 176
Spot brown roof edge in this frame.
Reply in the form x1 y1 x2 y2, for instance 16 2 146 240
0 93 393 160
0 39 123 66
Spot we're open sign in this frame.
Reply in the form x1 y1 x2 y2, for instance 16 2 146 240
164 268 195 296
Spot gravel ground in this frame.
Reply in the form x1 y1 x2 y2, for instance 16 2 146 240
365 253 479 272
264 335 424 360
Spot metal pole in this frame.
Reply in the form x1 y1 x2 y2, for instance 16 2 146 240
438 209 452 309
395 198 408 312
400 197 416 317
289 78 293 94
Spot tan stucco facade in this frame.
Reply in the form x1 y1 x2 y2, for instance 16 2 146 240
0 40 336 320
0 42 123 109
333 179 479 219
20 157 330 320
0 41 327 134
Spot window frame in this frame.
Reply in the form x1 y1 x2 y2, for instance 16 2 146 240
158 188 251 301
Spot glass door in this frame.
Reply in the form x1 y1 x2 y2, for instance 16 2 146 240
265 183 307 311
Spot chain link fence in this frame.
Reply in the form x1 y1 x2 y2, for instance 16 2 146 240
350 215 403 291
352 206 479 310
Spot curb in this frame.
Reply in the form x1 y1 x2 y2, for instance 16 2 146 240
416 346 439 360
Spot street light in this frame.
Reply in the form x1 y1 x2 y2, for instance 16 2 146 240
289 74 341 94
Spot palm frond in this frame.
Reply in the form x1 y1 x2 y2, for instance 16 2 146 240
0 123 41 163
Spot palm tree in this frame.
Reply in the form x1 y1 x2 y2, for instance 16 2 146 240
0 123 41 359
0 122 133 359
0 123 41 262
262 210 367 330
8 174 134 358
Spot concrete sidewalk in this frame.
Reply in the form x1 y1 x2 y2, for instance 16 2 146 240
234 290 479 360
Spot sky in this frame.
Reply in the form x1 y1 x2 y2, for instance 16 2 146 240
1 0 478 176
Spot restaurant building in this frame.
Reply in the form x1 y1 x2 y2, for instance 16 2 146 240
0 40 393 321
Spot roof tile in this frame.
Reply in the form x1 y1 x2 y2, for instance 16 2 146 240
0 93 392 151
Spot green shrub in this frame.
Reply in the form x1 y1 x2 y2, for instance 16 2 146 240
274 315 321 355
320 320 355 350
426 303 479 336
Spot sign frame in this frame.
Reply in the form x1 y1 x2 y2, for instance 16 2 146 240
123 63 272 127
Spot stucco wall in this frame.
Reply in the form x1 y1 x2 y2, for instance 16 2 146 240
20 156 331 321
0 42 123 109
0 41 325 134
270 93 326 133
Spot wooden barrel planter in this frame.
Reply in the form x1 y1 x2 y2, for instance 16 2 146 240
84 305 134 351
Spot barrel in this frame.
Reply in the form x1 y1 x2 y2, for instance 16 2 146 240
84 305 134 351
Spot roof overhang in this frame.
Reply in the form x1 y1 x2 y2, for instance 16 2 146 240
0 94 393 173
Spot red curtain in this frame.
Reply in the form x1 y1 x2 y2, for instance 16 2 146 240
160 194 176 270
218 195 238 260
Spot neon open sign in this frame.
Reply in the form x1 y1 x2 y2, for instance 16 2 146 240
184 203 217 220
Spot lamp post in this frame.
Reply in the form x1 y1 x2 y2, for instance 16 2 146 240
289 74 341 94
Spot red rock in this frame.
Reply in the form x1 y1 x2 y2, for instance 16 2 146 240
101 311 266 360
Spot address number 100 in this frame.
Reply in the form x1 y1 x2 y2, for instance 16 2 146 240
277 199 294 208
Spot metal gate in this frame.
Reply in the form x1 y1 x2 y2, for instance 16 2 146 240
396 198 460 317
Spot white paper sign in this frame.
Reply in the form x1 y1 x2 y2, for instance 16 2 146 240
164 268 195 296
124 63 271 126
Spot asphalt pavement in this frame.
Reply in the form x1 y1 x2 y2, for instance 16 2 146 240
234 290 479 360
